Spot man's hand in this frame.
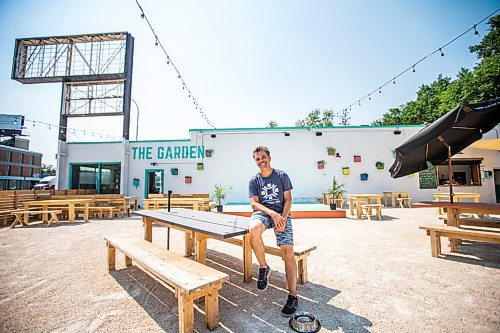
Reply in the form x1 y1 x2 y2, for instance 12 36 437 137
272 212 286 232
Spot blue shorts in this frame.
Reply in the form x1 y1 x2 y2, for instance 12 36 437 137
251 211 294 247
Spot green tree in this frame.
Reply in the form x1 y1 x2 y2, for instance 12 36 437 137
267 120 278 128
296 108 336 127
41 164 56 175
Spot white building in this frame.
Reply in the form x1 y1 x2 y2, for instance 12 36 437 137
59 125 500 205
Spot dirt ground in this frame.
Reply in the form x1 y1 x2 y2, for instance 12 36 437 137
0 207 499 333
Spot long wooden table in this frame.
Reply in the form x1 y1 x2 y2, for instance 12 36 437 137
23 199 92 223
383 191 411 207
412 201 500 252
135 209 253 282
348 194 383 218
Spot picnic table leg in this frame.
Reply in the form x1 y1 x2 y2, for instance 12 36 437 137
446 208 460 252
195 234 207 264
68 203 75 223
23 211 30 225
356 198 362 218
107 241 116 270
10 213 23 228
349 198 354 216
185 231 194 257
391 195 396 208
205 286 221 330
84 202 90 221
243 234 252 283
177 292 194 333
42 205 49 222
144 217 153 242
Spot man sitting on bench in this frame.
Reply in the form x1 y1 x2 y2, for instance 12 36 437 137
248 146 298 317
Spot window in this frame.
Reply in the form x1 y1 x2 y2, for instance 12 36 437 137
71 163 121 194
436 159 482 186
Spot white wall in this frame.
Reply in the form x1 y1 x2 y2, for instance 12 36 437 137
64 125 500 204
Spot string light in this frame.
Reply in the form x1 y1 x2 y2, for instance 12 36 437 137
25 119 121 140
338 9 498 120
134 0 216 129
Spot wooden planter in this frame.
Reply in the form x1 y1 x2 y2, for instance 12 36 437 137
317 161 325 169
197 163 204 171
171 168 178 175
185 176 192 184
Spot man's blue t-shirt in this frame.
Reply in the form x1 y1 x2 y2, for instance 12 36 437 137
248 169 293 214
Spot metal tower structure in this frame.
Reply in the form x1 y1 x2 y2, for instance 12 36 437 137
12 31 134 140
11 32 134 191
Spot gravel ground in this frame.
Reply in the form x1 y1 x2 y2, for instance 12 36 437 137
0 207 499 333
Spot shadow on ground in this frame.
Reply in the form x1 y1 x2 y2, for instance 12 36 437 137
110 249 372 333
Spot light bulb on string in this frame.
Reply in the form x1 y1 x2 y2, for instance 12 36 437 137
369 94 371 100
155 37 158 46
412 66 415 73
141 13 145 19
439 48 444 57
393 78 396 84
379 87 382 93
474 24 480 37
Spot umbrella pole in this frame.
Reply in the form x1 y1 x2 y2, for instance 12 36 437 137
447 146 453 204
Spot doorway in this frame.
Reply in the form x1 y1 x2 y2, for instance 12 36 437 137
145 169 164 198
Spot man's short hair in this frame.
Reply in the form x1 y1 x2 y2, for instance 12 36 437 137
252 146 270 158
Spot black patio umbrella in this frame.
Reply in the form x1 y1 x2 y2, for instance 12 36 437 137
389 97 500 203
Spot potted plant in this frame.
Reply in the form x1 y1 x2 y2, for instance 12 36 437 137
375 162 384 169
327 147 336 155
317 160 325 169
213 184 232 212
327 176 345 210
197 162 204 171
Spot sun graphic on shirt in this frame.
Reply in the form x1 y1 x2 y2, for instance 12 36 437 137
261 183 279 200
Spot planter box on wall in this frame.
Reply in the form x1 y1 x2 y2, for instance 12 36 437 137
171 168 178 175
375 162 384 169
342 167 350 175
360 173 368 181
197 163 204 171
327 147 336 156
354 155 361 163
185 176 192 184
317 161 325 169
205 149 214 157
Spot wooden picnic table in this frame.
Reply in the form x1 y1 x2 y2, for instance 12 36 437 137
23 199 92 223
143 197 208 211
412 201 500 252
433 192 480 214
135 208 253 283
383 191 411 207
125 196 139 211
348 194 383 218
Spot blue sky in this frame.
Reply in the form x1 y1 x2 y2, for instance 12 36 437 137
0 1 498 166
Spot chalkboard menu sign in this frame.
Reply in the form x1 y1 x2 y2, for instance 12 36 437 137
419 162 438 189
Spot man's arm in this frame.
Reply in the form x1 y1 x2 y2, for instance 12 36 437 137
250 195 286 229
281 190 292 220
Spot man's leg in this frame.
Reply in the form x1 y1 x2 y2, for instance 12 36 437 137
249 215 272 291
249 218 267 268
280 244 297 296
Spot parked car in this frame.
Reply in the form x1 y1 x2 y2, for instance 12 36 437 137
33 176 56 190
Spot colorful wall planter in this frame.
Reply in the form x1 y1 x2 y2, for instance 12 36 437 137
354 155 361 163
317 161 325 169
360 173 368 181
197 163 204 171
375 162 384 169
205 149 214 157
327 147 336 155
185 176 192 184
342 167 350 175
171 168 178 175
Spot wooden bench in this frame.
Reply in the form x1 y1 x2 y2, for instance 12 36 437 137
419 224 500 257
221 237 316 284
396 197 412 208
440 216 500 228
361 204 383 220
105 236 228 333
11 210 62 228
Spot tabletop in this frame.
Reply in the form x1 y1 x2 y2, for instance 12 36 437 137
413 201 499 210
25 198 93 204
135 208 250 239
